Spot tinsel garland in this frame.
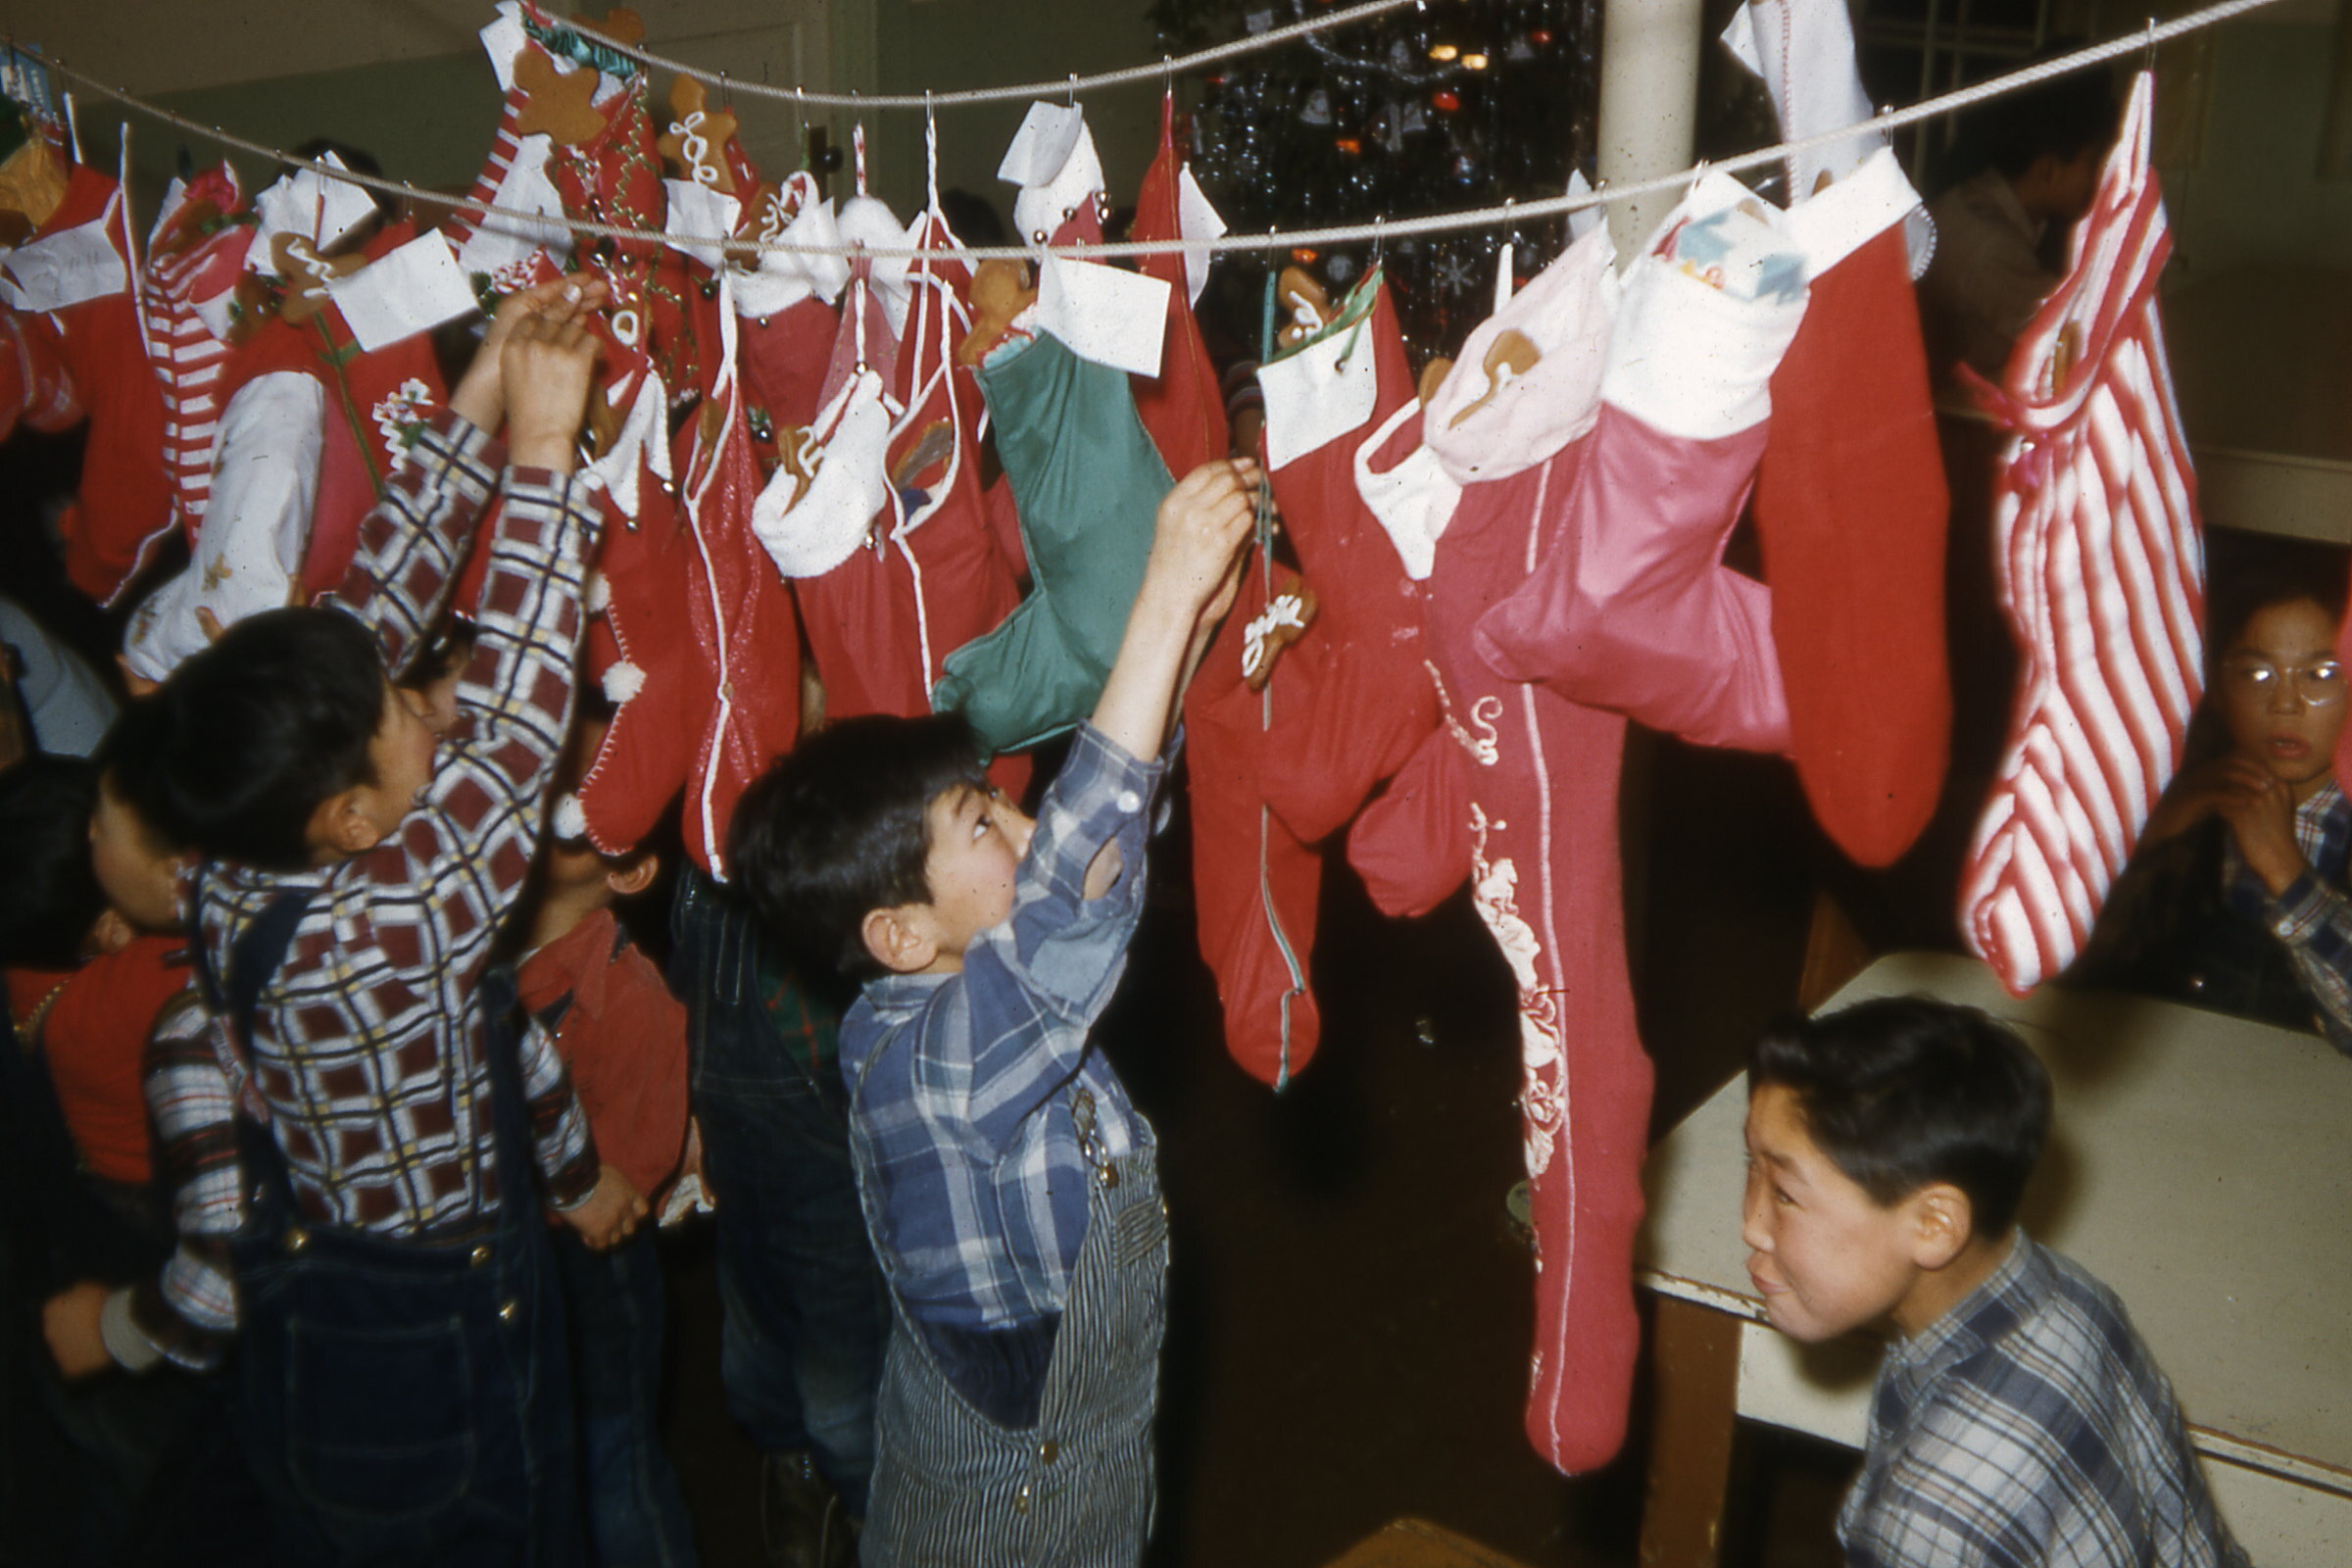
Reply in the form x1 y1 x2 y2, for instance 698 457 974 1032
1153 0 1600 361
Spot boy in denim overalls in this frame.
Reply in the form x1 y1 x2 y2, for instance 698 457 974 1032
730 457 1258 1564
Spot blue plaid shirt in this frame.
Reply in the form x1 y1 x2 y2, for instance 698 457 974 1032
840 724 1162 1335
1840 1235 2248 1568
2225 778 2352 1054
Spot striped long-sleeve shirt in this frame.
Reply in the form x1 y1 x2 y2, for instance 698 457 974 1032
114 410 606 1371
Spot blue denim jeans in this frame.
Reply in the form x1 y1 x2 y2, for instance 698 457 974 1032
552 1226 699 1567
669 869 889 1516
222 969 580 1568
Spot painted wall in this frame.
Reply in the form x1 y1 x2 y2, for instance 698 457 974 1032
2157 8 2352 285
862 0 1168 235
20 1 854 216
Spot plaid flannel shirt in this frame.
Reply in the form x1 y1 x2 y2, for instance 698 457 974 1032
122 411 604 1369
2225 777 2352 1054
841 723 1164 1335
1840 1235 2249 1568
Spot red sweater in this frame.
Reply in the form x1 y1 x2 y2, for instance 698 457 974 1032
516 908 690 1200
6 936 191 1186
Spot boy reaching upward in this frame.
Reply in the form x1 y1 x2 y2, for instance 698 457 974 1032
53 278 638 1565
730 457 1259 1565
1741 998 2248 1568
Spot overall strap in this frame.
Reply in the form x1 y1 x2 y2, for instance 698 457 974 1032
189 874 318 1219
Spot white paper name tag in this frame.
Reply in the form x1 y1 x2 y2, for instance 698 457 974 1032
1258 318 1380 470
326 232 481 351
0 208 128 312
1035 256 1168 379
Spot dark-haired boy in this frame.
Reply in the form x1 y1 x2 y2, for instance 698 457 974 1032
1742 997 2247 1568
729 457 1258 1564
53 279 640 1564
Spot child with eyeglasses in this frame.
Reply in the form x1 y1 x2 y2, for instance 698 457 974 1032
2075 547 2352 1051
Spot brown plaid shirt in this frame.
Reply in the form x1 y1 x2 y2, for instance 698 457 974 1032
187 409 603 1235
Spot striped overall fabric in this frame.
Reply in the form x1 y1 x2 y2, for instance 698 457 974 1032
852 1111 1168 1567
1959 71 2204 995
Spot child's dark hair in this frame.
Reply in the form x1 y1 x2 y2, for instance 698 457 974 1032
0 755 109 968
2205 540 2349 662
1750 997 2051 1239
727 712 990 979
1984 67 2117 180
131 608 388 871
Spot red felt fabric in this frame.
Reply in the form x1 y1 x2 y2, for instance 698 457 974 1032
517 908 689 1200
7 937 191 1187
1755 225 1951 866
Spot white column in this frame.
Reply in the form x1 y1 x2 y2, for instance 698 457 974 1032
1595 0 1708 262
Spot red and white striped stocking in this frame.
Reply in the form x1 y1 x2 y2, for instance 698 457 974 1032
1958 72 2204 994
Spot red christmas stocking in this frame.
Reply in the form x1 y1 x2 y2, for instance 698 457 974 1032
138 166 247 548
676 295 803 878
573 354 710 857
1186 543 1327 1087
1128 96 1229 480
1473 199 1795 755
11 164 173 605
1428 449 1650 1477
1257 277 1438 843
0 309 76 442
1754 154 1951 867
1958 74 2203 994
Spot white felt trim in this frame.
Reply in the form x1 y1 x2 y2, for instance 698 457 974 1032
1259 316 1382 470
1784 145 1922 280
837 195 919 337
734 178 851 317
1352 399 1457 581
1002 103 1104 246
122 374 325 684
1605 229 1808 441
750 367 897 579
586 369 669 520
1423 223 1619 483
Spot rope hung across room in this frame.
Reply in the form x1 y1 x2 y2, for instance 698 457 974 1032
22 0 2299 267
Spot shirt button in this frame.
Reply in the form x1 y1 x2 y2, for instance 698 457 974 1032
470 1244 493 1268
1101 1165 1121 1190
282 1226 311 1254
1115 789 1141 813
498 1298 519 1323
1013 1482 1032 1513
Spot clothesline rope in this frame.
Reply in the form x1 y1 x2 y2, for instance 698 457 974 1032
27 0 2289 266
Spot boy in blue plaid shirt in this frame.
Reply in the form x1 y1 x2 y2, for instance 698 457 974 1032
1741 997 2248 1568
730 456 1257 1566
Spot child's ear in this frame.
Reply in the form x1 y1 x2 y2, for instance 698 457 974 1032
605 855 661 899
861 906 938 975
83 908 137 959
1907 1183 1976 1271
309 789 385 860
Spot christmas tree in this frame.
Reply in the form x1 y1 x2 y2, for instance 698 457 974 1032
1154 0 1602 360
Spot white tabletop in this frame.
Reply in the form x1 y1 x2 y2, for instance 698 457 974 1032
1637 951 2352 1490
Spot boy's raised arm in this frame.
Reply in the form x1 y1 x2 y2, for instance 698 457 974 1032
335 278 607 677
1088 458 1258 761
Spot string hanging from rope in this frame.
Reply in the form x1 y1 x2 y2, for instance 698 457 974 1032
24 0 2290 268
